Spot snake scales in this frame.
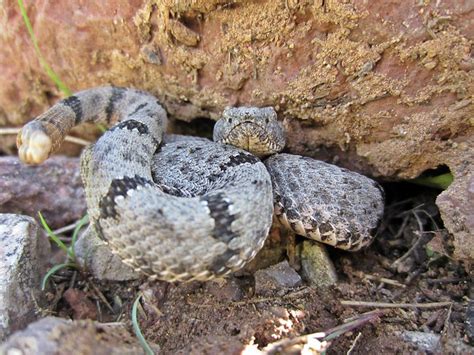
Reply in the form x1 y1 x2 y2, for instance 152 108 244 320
17 87 384 282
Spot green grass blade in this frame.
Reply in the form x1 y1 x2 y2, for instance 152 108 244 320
18 0 72 96
41 262 75 290
68 214 89 260
132 294 155 355
96 123 107 133
410 172 453 190
38 211 69 253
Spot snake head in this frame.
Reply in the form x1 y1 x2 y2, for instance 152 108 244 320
213 106 286 157
17 121 53 165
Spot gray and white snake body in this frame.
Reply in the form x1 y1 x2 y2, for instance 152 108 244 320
17 86 384 282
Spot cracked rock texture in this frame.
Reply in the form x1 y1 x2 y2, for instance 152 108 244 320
0 214 50 340
0 156 85 229
436 165 474 261
254 260 303 296
0 0 472 259
0 316 160 354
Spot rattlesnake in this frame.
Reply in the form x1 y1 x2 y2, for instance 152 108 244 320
17 87 384 282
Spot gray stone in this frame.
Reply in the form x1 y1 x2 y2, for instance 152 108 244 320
74 227 141 281
254 260 302 296
466 300 474 342
0 214 51 341
300 241 338 287
399 331 441 352
0 316 160 354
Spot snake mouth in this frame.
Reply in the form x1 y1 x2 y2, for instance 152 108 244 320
224 121 272 156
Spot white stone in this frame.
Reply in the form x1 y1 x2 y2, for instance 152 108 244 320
0 214 51 340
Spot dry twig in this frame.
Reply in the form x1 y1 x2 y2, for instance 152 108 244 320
341 300 452 309
0 127 90 146
263 310 385 354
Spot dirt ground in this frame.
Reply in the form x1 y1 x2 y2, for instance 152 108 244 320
43 182 472 354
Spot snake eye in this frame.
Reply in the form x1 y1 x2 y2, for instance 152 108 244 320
228 118 232 124
265 118 270 124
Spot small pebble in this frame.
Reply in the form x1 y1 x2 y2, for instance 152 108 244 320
466 300 474 342
400 331 440 352
254 260 302 296
300 241 338 287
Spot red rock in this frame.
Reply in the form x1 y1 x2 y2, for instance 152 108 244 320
0 156 85 229
63 289 98 320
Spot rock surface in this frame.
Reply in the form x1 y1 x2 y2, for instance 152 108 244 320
300 241 338 287
0 214 50 341
0 0 471 182
0 316 160 354
0 156 85 229
436 166 474 261
399 331 441 353
254 260 302 296
467 300 474 342
74 227 142 281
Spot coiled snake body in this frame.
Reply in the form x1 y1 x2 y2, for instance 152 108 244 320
17 87 384 282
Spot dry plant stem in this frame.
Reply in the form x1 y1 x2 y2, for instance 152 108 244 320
392 214 410 240
0 127 90 146
88 281 115 313
427 277 470 285
356 272 406 288
264 310 384 354
341 300 453 309
100 322 126 326
53 221 84 235
68 270 77 290
96 299 103 323
263 331 329 354
347 332 362 355
441 304 453 337
391 211 428 270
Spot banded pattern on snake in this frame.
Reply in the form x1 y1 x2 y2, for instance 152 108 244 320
17 86 384 282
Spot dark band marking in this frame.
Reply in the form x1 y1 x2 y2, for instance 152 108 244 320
158 184 190 197
122 149 148 167
106 87 127 122
94 222 107 242
289 221 299 232
189 146 202 153
209 249 238 275
62 96 83 124
200 192 237 244
281 196 295 209
220 152 260 170
320 233 330 242
336 239 349 248
318 222 334 235
111 119 149 134
99 175 153 219
285 208 301 221
129 102 148 116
